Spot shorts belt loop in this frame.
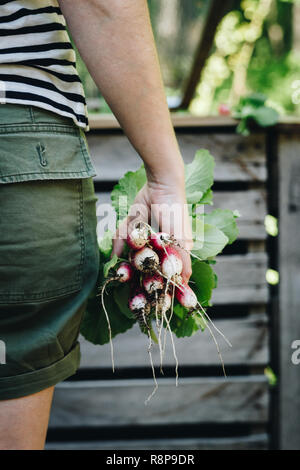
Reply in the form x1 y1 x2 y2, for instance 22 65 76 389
28 106 35 124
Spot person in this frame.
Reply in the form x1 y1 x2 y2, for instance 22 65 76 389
0 0 193 450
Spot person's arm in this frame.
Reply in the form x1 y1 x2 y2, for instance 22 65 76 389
59 0 193 280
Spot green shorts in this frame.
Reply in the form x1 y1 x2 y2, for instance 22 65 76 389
0 104 100 400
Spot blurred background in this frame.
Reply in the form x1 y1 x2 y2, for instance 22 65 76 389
46 0 300 451
77 0 300 118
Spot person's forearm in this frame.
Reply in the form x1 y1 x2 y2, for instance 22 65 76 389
59 0 185 186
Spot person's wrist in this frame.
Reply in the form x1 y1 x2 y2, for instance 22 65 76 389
145 158 185 189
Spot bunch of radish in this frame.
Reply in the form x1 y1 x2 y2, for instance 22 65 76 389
99 221 231 404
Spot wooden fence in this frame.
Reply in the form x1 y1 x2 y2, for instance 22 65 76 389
46 115 300 450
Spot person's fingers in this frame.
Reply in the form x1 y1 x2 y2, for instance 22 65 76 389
112 235 124 257
111 201 149 257
176 245 192 283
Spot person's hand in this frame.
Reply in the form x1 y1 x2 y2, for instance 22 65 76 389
112 179 193 283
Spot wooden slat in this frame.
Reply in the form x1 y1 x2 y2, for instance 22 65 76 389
45 433 269 450
88 112 300 130
207 190 267 240
49 376 269 428
212 253 268 304
79 315 269 369
278 134 300 450
87 133 266 182
95 189 267 241
88 113 240 130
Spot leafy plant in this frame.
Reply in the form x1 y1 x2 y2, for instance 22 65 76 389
233 93 279 136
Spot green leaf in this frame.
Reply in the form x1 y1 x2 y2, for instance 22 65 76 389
198 188 214 205
204 209 239 244
233 93 279 136
194 314 206 332
111 166 147 220
190 259 216 306
185 150 214 204
192 219 228 259
242 93 267 107
252 106 279 127
113 283 135 320
98 230 113 259
80 286 135 345
103 254 119 278
171 304 200 338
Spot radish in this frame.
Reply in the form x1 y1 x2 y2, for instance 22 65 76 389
218 103 231 116
175 282 197 311
143 273 164 294
150 232 171 251
131 247 159 273
127 223 149 250
160 246 183 278
115 262 134 283
129 289 148 312
97 261 134 373
156 292 172 316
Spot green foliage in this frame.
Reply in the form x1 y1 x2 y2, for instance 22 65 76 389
80 287 135 345
111 166 147 222
98 229 113 258
204 209 239 244
190 259 217 307
233 93 279 136
192 221 229 259
171 304 202 338
185 150 215 204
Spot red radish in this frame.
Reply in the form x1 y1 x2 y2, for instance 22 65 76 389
129 290 148 312
157 292 172 314
218 103 231 116
175 282 197 310
150 232 171 251
116 262 134 283
129 288 151 331
143 273 164 294
131 247 159 273
127 224 149 250
160 246 183 278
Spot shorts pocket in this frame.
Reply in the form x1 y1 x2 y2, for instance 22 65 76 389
0 179 85 303
0 127 96 184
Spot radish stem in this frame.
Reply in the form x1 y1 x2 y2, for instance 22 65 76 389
196 301 232 348
199 312 227 378
98 280 115 373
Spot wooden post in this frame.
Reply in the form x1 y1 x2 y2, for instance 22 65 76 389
278 132 300 449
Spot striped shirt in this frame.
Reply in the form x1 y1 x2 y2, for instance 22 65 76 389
0 0 89 130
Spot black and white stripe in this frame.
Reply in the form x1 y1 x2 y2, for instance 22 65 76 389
0 0 89 129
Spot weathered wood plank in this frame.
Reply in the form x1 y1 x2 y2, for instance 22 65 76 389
95 190 267 241
79 315 269 369
49 376 269 428
88 113 239 130
45 433 269 450
88 112 300 130
212 254 268 304
87 133 266 182
278 134 300 450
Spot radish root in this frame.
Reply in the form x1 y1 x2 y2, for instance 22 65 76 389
97 280 115 373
